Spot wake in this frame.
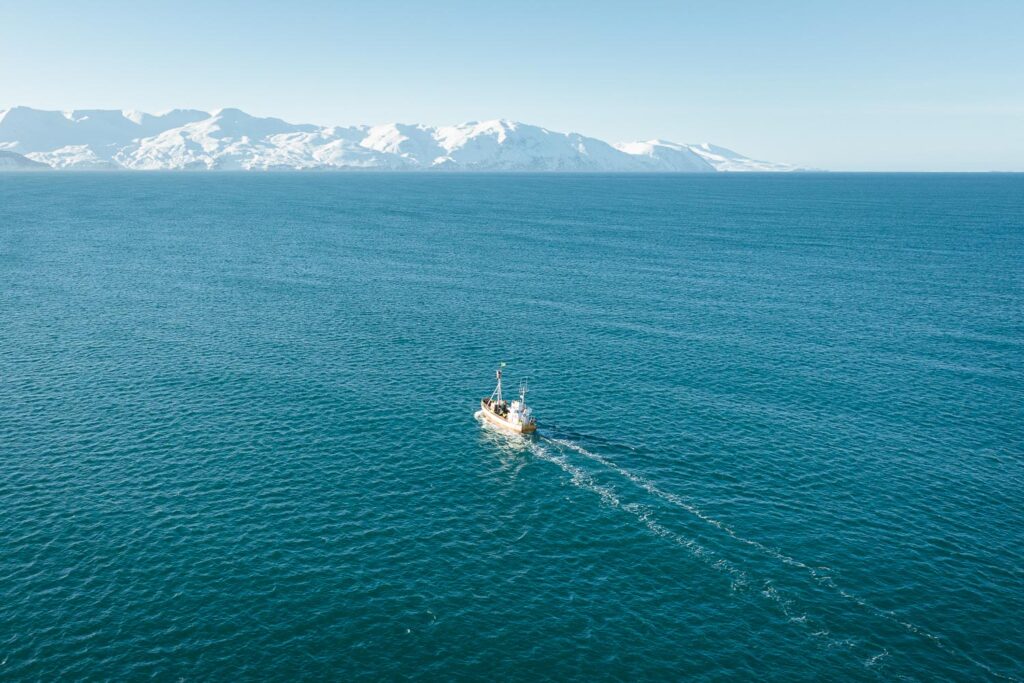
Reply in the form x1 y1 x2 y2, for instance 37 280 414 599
537 432 1017 682
545 436 830 577
525 440 750 591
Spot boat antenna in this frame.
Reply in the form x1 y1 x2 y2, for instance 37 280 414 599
492 361 507 403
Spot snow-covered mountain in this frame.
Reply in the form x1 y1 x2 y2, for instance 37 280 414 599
687 142 801 172
613 140 716 172
0 107 805 172
0 149 49 170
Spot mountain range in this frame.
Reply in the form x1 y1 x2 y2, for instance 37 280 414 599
0 107 804 172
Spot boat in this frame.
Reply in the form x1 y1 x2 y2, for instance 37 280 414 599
479 365 536 433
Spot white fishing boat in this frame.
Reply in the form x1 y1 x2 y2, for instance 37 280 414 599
479 365 536 434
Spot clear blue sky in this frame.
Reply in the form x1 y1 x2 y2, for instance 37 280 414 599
1 0 1021 170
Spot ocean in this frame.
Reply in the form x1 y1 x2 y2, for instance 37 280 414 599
1 172 1021 680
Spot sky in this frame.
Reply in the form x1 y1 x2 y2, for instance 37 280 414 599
1 0 1022 171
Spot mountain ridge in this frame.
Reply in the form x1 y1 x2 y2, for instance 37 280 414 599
0 107 806 172
0 149 50 170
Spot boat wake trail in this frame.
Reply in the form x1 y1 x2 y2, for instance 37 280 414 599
536 432 1017 682
529 437 831 650
525 440 750 591
545 436 830 575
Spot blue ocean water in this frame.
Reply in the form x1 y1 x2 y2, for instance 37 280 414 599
1 172 1022 680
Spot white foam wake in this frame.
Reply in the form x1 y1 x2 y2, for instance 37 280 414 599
545 437 829 574
525 441 750 591
541 435 1018 682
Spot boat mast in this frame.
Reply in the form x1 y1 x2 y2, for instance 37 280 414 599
493 366 503 403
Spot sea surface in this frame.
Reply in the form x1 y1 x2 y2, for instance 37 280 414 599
1 173 1022 681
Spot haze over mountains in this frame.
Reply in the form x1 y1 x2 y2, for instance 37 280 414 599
0 107 803 172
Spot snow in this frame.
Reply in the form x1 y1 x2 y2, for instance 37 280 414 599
685 142 802 172
611 139 804 172
0 149 50 170
360 123 442 166
0 106 805 172
432 120 646 171
0 106 208 160
613 140 716 172
26 145 120 170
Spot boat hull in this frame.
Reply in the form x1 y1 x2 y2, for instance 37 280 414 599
479 400 537 434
